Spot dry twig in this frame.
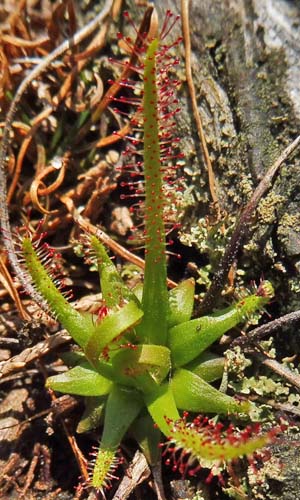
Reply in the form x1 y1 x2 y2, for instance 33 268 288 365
232 309 300 348
259 354 300 391
112 450 151 500
0 331 70 380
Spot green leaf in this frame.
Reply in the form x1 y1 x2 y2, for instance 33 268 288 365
90 237 140 307
167 416 276 469
169 284 274 367
168 278 195 327
132 283 143 302
91 448 117 491
185 352 225 382
112 344 171 386
85 301 143 367
171 368 250 414
131 412 161 465
101 385 144 450
59 350 85 366
144 382 180 437
22 237 95 349
91 385 144 489
46 360 112 396
77 396 105 433
138 38 169 346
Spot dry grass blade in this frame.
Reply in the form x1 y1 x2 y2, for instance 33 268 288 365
29 156 68 215
181 0 222 222
0 34 49 48
0 332 71 380
52 23 109 107
0 254 29 320
7 129 35 204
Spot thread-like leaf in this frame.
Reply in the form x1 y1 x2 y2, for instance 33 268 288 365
90 448 119 492
91 385 143 489
138 38 169 345
90 236 140 307
165 416 280 474
22 237 95 348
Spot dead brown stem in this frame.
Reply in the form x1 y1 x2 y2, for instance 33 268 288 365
232 309 300 348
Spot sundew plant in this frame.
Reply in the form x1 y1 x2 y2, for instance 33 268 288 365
19 7 280 494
